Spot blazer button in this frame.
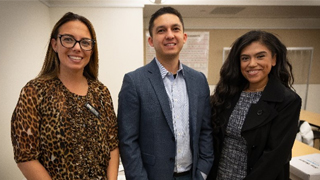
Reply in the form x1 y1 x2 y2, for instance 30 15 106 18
252 145 256 149
169 158 174 162
257 110 263 116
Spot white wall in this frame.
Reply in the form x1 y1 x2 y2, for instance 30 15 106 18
306 84 320 113
0 2 143 180
48 7 144 110
0 1 50 179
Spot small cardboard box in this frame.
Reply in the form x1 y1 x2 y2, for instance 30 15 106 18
290 153 320 180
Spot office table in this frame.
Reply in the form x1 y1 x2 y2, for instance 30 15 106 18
292 140 320 157
300 110 320 127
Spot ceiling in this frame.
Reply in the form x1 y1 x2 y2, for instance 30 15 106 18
39 0 320 19
143 5 320 19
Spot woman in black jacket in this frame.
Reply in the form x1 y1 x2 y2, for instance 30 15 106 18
209 30 301 180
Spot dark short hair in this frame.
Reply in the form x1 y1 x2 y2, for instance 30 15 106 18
148 6 184 37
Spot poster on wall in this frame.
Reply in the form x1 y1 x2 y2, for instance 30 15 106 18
145 31 209 77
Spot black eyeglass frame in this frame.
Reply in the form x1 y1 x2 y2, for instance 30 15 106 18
58 34 96 51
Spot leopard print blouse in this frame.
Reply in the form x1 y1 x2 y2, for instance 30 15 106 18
11 77 119 180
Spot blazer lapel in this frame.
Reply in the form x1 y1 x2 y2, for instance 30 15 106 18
146 59 174 133
242 102 277 132
221 75 283 133
183 66 197 136
242 75 283 132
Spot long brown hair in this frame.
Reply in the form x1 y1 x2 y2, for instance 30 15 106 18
211 30 294 129
38 12 99 80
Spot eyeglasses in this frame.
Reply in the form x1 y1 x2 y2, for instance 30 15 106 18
58 34 95 51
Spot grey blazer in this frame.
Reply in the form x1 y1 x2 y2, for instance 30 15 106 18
118 59 214 180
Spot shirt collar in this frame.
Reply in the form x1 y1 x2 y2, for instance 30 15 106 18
155 58 184 79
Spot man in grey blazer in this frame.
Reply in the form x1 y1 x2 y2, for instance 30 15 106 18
118 7 214 180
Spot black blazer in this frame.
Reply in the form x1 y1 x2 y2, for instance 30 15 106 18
208 75 301 180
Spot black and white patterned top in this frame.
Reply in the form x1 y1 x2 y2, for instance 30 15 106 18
217 91 262 180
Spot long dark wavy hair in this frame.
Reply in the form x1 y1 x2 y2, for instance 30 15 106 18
38 12 98 80
211 30 294 130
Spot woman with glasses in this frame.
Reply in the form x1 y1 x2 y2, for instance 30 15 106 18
208 30 301 180
11 12 119 180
